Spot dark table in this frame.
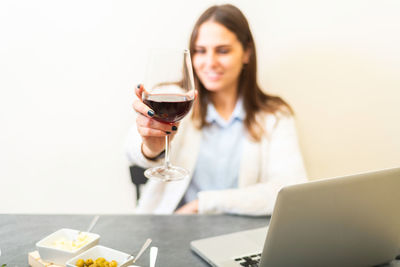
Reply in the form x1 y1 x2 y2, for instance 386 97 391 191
0 214 269 266
2 214 400 267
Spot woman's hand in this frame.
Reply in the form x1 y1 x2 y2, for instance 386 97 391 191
174 199 199 214
133 84 179 159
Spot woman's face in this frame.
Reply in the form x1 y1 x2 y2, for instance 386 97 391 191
192 21 249 94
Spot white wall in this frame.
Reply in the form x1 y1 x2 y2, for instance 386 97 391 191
0 0 399 213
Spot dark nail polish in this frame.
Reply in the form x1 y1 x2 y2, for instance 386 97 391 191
166 131 171 135
137 84 141 89
147 110 154 117
172 125 178 131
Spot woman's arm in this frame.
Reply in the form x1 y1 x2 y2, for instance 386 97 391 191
125 84 180 168
197 115 307 215
125 121 164 168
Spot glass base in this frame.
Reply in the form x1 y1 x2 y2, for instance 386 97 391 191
144 165 190 182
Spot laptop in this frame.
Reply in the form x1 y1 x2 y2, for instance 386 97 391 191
191 167 400 267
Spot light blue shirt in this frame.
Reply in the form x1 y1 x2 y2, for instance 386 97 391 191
181 99 245 205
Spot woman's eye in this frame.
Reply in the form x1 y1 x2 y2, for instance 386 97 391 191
194 49 205 54
217 48 229 54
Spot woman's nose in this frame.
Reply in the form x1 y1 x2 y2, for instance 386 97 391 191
205 52 218 67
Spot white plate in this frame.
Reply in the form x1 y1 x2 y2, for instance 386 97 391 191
66 245 135 267
36 228 100 265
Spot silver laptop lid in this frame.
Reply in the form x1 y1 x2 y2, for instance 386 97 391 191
260 167 400 267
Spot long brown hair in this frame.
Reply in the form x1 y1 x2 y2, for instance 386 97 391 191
190 4 293 141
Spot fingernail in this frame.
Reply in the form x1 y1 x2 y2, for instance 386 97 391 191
172 125 178 131
137 84 141 89
166 131 171 135
147 110 154 117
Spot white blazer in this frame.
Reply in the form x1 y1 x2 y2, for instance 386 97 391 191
125 112 307 215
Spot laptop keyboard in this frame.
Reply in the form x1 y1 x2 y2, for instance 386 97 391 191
234 253 261 266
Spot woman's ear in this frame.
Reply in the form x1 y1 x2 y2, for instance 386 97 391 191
243 47 251 64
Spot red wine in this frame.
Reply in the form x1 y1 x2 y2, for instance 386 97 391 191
143 94 194 123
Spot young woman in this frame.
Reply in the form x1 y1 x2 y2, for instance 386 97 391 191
126 4 307 215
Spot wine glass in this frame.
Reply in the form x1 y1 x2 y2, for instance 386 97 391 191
142 48 195 182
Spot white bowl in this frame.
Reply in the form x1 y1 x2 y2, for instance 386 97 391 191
66 245 137 267
36 228 100 265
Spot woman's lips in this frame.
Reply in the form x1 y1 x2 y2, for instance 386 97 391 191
203 71 223 81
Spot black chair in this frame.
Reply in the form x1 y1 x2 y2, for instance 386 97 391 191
129 165 148 200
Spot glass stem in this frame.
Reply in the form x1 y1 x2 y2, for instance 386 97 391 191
164 134 171 169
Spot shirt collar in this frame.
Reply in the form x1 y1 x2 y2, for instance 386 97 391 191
205 98 245 126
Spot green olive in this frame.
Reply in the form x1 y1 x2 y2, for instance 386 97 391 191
75 259 85 267
96 257 106 263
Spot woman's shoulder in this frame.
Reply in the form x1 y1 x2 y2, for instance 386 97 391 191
257 110 296 134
